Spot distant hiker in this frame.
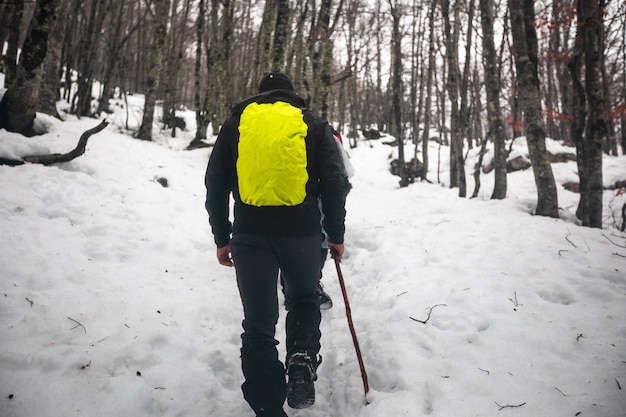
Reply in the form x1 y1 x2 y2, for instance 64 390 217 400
205 72 350 416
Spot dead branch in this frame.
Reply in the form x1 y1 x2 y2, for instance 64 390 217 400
409 304 447 324
495 402 526 410
565 230 577 248
68 316 86 333
1 120 109 166
601 233 626 249
509 292 523 311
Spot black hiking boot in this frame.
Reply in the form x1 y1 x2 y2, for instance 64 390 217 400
286 352 321 409
315 283 333 310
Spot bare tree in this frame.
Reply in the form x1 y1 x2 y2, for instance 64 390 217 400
479 0 507 199
96 0 129 116
2 0 25 88
389 0 408 186
272 0 290 71
189 0 210 147
442 0 467 196
568 0 607 228
419 0 438 181
308 0 344 117
137 0 171 141
72 1 108 118
508 0 559 218
0 0 59 135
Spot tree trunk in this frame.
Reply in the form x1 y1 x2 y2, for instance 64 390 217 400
254 0 275 82
72 1 106 118
420 0 437 180
309 0 333 117
2 0 24 88
0 0 58 135
459 0 475 149
37 0 66 119
574 0 606 228
190 0 210 147
442 0 466 197
216 0 233 125
389 1 407 187
479 0 507 199
96 0 128 116
509 0 559 218
137 0 171 141
272 0 290 71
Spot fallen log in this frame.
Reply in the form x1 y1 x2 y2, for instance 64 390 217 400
1 120 109 166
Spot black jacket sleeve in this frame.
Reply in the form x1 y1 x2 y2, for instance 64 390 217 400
204 117 236 247
316 123 350 244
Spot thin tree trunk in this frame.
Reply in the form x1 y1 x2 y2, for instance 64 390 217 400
272 0 290 71
190 0 210 147
2 0 24 88
73 1 106 118
37 0 64 119
389 0 407 186
420 0 437 180
97 0 127 115
309 0 333 117
574 0 606 228
509 0 559 218
480 0 507 199
254 0 275 82
443 0 466 196
0 0 59 135
137 0 171 141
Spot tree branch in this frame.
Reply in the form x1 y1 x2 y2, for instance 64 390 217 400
409 304 447 324
495 402 526 410
22 120 109 165
67 316 86 333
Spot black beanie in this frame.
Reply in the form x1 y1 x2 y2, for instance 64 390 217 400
258 72 294 93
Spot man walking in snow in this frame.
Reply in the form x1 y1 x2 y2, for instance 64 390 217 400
205 72 349 417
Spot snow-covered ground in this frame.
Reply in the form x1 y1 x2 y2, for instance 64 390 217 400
1 94 625 417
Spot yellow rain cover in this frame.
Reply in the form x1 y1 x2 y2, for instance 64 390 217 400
237 102 309 207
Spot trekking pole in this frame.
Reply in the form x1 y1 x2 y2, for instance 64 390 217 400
333 258 370 403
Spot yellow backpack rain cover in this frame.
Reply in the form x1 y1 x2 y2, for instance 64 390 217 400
237 101 309 207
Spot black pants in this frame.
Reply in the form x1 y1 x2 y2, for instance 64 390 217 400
230 234 322 416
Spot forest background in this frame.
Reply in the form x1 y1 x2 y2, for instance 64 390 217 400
1 0 625 230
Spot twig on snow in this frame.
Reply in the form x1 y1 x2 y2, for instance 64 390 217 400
25 297 34 307
565 230 577 248
409 304 447 324
601 233 626 249
495 402 526 410
68 317 86 333
554 387 567 396
509 292 522 310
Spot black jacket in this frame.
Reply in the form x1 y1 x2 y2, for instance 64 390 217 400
205 89 349 247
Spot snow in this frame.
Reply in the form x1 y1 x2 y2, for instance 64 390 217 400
1 95 625 417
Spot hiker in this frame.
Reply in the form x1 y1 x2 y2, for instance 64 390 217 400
204 72 350 417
